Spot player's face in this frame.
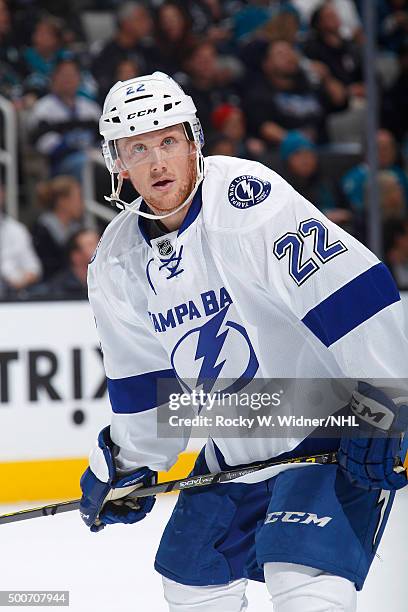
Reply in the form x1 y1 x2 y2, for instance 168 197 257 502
117 124 197 218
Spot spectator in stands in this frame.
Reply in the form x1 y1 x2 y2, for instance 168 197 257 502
384 219 408 289
21 16 68 100
239 5 302 84
0 0 22 99
279 130 352 226
293 0 362 42
231 0 273 43
115 58 141 83
28 59 100 181
92 2 157 101
211 103 266 160
365 170 406 221
45 229 99 298
381 41 408 143
187 0 234 44
180 41 242 135
206 134 237 157
244 38 348 146
342 129 408 212
259 4 301 46
154 1 196 76
303 2 364 98
0 184 42 295
377 0 408 53
11 0 85 50
31 176 85 281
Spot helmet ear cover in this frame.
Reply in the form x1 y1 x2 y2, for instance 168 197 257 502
108 140 118 164
101 140 121 174
183 122 194 142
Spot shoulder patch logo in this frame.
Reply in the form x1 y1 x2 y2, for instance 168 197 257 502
228 175 271 209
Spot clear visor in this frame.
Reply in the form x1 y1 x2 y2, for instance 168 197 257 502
115 131 196 171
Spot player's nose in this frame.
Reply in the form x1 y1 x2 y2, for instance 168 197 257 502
150 146 167 174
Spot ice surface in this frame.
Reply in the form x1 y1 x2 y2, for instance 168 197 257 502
0 489 406 611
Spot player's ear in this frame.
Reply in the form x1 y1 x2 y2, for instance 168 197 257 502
119 168 130 180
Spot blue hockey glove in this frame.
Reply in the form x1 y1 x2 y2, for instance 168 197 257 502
79 426 157 532
338 382 408 490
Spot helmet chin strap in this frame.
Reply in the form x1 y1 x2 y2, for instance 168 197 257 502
104 152 205 220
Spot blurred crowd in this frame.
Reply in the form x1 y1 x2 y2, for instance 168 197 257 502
0 0 408 298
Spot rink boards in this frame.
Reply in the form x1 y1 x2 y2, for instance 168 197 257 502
0 297 407 502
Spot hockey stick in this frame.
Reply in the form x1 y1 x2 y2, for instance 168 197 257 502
0 451 404 526
0 451 336 525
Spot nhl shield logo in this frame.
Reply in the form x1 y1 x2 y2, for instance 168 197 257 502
228 175 271 209
157 238 174 256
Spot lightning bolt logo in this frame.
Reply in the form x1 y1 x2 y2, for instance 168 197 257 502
194 306 230 393
373 490 392 549
239 179 255 201
170 303 260 396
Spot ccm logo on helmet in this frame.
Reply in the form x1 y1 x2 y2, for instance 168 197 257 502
127 108 157 119
265 511 333 527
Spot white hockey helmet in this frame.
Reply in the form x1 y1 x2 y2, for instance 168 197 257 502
99 72 205 219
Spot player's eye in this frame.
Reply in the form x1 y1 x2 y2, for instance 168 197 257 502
133 143 147 154
162 136 176 147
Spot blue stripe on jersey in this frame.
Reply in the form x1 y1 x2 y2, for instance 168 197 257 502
301 262 400 347
107 368 181 414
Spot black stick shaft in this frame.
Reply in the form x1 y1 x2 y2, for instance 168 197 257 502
0 451 338 526
0 500 81 525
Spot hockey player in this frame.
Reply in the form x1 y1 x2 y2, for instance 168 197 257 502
79 72 408 612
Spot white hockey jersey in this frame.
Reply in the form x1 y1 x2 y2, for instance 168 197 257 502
88 155 408 473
